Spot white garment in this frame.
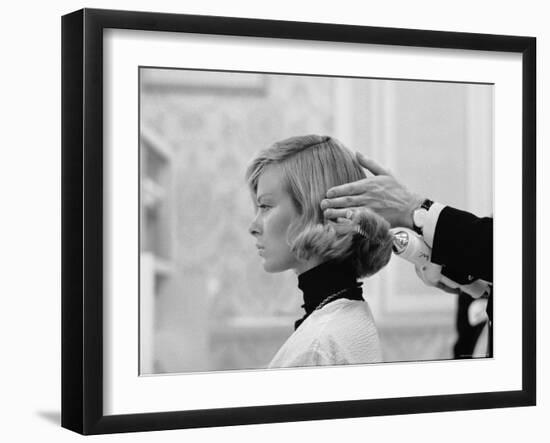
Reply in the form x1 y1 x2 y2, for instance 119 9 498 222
268 298 382 368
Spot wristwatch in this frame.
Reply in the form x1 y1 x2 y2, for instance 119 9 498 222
412 198 434 235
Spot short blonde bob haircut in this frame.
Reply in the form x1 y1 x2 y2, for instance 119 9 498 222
246 135 393 278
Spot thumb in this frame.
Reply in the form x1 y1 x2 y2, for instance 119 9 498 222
328 217 353 235
356 152 392 176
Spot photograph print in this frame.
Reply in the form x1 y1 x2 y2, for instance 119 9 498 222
139 67 493 375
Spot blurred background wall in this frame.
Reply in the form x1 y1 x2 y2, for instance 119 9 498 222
139 68 493 374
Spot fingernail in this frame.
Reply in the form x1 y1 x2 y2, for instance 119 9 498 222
346 210 353 219
320 199 328 209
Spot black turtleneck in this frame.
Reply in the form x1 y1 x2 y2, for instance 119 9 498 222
294 259 364 330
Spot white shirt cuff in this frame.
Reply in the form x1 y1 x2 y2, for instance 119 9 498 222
422 202 446 248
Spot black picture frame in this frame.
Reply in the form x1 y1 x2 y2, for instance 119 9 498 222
61 8 536 435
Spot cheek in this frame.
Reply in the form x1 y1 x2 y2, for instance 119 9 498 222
271 214 298 262
260 205 299 272
266 208 294 241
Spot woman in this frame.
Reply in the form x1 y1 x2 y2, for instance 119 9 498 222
246 135 393 368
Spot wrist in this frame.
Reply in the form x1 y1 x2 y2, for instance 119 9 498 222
411 198 435 235
404 195 426 229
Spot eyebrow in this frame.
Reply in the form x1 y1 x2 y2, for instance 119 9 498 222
256 193 274 204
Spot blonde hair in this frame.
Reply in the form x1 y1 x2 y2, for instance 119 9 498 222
246 135 392 278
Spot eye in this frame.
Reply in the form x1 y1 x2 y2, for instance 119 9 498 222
258 204 271 212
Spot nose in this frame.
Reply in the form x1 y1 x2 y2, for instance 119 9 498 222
249 212 261 237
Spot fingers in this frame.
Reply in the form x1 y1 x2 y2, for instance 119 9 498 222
325 180 368 199
321 194 364 210
327 214 354 235
323 207 363 221
356 152 391 176
325 155 391 199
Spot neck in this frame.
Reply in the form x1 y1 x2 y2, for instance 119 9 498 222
293 258 364 330
293 256 323 276
297 258 358 297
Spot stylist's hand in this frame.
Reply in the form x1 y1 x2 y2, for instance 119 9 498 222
321 153 424 229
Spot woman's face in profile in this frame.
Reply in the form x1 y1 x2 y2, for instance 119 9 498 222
249 165 300 273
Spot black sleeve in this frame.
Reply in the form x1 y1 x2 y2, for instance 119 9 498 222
431 206 493 283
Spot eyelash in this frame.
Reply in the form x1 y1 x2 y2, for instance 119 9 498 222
258 204 271 212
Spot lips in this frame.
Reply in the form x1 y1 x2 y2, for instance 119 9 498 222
256 244 265 255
